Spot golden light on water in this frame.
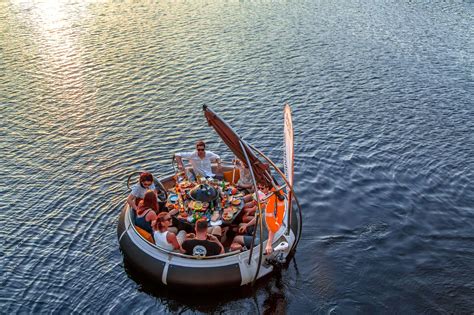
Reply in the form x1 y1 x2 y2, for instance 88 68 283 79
27 0 68 31
10 0 89 105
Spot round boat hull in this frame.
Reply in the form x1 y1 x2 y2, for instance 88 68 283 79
117 201 299 288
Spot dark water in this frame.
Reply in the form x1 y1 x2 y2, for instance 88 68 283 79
1 0 473 313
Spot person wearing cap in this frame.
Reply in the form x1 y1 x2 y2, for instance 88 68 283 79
175 140 222 180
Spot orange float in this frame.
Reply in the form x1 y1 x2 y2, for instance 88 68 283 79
264 192 285 233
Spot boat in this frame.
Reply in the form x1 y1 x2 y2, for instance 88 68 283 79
117 104 303 289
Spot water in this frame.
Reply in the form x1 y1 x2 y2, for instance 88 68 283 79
1 0 473 313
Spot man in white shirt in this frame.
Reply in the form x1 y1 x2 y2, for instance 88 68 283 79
175 140 222 179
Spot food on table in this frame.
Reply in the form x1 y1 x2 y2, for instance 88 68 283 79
194 201 203 211
179 181 194 189
211 211 220 222
231 199 241 206
168 194 178 203
222 212 233 221
178 213 189 220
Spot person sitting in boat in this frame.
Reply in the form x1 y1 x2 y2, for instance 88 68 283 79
127 172 156 211
152 212 186 252
235 159 253 192
182 218 224 257
135 190 159 234
230 212 274 255
175 140 222 180
230 181 274 253
241 182 271 223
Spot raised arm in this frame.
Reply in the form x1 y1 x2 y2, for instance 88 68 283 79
175 155 184 171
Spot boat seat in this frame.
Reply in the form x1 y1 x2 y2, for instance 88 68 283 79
135 225 154 244
223 169 240 184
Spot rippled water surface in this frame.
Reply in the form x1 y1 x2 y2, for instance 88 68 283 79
1 0 473 313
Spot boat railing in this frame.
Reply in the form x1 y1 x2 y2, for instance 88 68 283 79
125 203 260 260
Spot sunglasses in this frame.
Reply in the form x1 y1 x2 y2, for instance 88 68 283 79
164 217 172 222
197 148 205 151
142 181 152 186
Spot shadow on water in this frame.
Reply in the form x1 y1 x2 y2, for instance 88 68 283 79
122 255 295 314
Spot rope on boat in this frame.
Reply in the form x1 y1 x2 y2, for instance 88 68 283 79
119 220 132 244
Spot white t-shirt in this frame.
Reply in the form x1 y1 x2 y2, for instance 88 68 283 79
154 230 174 251
176 150 220 177
130 182 156 199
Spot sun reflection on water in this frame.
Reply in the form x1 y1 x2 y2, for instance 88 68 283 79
11 0 89 104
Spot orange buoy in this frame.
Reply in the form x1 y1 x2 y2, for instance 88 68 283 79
264 193 285 233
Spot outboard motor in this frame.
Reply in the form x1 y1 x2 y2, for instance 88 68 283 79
265 241 289 265
273 241 289 263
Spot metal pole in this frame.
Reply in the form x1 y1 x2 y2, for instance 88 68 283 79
248 143 303 250
238 140 264 285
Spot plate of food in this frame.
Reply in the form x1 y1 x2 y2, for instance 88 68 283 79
191 212 209 222
222 213 233 221
194 201 203 211
180 181 194 189
210 211 220 222
231 199 241 206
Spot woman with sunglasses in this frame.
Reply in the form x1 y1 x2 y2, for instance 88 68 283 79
127 172 157 212
175 140 222 179
152 212 186 252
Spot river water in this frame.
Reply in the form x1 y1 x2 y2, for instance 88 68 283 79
1 0 473 313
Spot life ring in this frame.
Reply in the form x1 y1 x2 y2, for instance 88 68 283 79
264 193 285 233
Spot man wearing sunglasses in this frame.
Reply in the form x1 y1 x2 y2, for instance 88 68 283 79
175 140 222 179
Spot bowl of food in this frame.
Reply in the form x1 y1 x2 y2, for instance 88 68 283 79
231 199 241 206
168 194 178 204
194 201 203 211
